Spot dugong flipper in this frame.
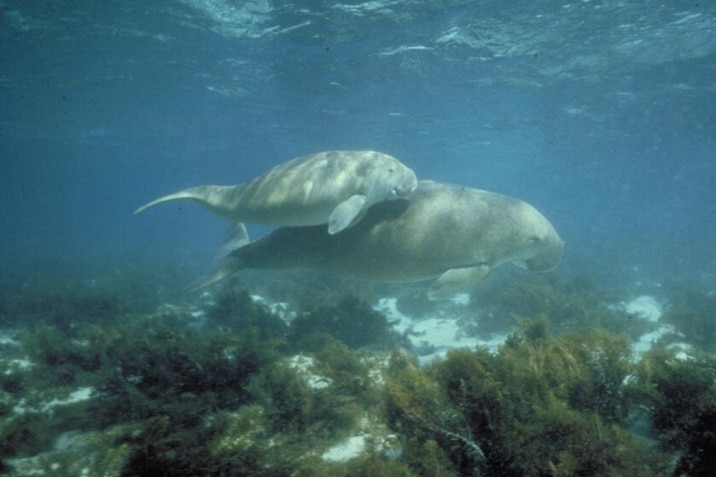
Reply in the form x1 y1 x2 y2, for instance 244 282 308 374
428 264 492 301
188 181 564 299
135 150 418 234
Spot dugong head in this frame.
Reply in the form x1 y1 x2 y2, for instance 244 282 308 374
524 236 564 272
391 164 418 198
366 151 417 199
510 201 564 273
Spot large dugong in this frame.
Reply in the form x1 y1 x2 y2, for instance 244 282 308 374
191 180 564 300
135 150 418 234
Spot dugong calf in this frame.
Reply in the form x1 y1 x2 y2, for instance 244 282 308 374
192 180 564 300
135 150 417 234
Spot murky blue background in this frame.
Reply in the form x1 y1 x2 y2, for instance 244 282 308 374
2 0 715 291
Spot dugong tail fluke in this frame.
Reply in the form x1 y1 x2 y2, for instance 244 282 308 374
184 222 250 293
134 185 241 220
184 255 245 293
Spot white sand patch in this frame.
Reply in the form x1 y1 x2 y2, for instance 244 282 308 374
3 358 34 373
374 297 507 363
451 293 470 306
632 324 677 356
321 425 401 463
624 295 663 322
0 332 20 346
322 435 367 462
476 333 510 354
14 387 94 415
251 295 297 323
411 317 479 349
374 297 413 334
41 387 94 412
410 317 482 363
622 295 684 357
668 343 695 361
286 355 332 389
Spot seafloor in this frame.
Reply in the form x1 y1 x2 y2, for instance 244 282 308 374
1 263 715 476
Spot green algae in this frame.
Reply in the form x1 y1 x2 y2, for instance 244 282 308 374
206 279 289 340
290 294 398 350
660 288 716 353
8 286 129 334
629 348 716 475
0 281 396 475
385 322 671 476
3 276 715 476
249 335 384 447
475 275 656 339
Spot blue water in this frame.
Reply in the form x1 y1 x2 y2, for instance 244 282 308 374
1 0 715 292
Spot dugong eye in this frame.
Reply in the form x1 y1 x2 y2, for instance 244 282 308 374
529 235 541 243
388 167 395 173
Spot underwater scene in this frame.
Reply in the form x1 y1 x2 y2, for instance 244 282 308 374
1 1 715 476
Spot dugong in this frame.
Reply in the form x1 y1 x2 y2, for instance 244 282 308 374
191 180 564 300
135 150 418 234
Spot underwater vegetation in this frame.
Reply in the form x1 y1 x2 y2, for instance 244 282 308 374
4 285 128 332
0 262 194 331
0 281 393 475
630 348 716 476
211 277 401 351
1 277 715 476
289 294 400 350
660 287 716 353
472 275 657 340
206 279 289 340
385 318 672 476
2 305 280 457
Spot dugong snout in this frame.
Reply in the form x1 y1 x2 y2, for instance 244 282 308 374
525 238 564 273
392 171 418 197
